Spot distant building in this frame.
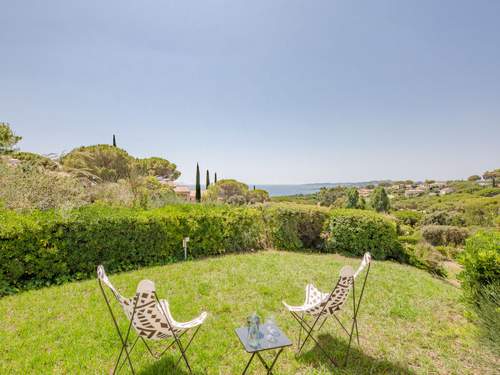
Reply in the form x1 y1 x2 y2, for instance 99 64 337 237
174 185 194 201
358 188 373 198
405 189 424 198
439 187 454 196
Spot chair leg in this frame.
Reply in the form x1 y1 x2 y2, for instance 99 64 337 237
174 326 201 368
296 312 304 351
289 311 337 367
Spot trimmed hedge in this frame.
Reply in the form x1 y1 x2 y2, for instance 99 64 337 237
324 209 403 260
260 203 330 250
1 204 408 295
0 204 266 294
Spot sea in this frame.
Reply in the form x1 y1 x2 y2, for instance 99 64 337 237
188 182 383 197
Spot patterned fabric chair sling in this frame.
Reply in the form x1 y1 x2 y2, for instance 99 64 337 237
97 265 207 374
283 252 372 367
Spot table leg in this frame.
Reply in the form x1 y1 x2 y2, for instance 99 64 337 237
242 352 255 375
255 348 284 375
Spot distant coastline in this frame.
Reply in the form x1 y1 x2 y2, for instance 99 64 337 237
187 181 387 197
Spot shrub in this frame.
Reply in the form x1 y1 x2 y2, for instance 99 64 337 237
324 209 403 260
459 231 500 348
0 204 266 294
0 162 87 211
460 231 500 297
393 210 423 227
421 225 469 246
261 204 330 250
11 151 59 170
476 187 500 198
401 243 447 277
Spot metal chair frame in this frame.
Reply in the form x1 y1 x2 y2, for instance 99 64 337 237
288 260 371 367
98 278 202 374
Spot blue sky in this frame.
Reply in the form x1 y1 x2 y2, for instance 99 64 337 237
1 1 499 184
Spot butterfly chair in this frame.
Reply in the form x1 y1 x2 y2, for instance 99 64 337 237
97 265 208 374
282 252 371 367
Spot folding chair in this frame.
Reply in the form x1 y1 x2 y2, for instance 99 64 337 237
283 252 371 367
97 265 208 374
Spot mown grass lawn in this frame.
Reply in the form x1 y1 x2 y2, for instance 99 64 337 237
0 251 498 374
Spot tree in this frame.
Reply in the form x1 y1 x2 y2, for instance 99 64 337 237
214 172 218 184
483 169 500 187
195 163 201 202
135 157 180 181
345 188 360 208
318 187 345 207
112 134 117 147
371 187 390 212
0 122 22 154
205 179 249 203
247 189 270 203
61 144 133 182
206 169 210 189
468 175 481 182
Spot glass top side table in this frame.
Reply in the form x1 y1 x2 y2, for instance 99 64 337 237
235 323 292 374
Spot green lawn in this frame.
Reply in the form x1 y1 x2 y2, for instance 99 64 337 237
0 251 498 374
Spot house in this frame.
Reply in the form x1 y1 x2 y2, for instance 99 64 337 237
405 189 424 198
358 188 373 198
439 187 454 196
174 185 194 201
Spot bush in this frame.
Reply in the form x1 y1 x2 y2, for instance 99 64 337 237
459 231 500 349
0 162 87 211
460 231 500 297
261 204 330 250
422 225 469 246
11 151 59 170
476 187 500 198
393 210 423 227
401 243 447 277
324 209 403 260
0 204 266 294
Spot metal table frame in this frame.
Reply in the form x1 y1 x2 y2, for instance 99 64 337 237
235 324 292 375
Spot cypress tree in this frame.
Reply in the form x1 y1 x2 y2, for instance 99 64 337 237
214 172 218 184
206 169 210 189
195 163 201 202
112 134 117 147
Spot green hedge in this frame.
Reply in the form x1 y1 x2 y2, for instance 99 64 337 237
0 204 266 294
261 203 330 250
324 209 403 260
421 225 469 246
0 204 411 295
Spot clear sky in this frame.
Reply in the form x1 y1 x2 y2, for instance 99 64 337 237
1 1 499 184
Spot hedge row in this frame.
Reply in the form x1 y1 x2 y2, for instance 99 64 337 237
0 204 404 295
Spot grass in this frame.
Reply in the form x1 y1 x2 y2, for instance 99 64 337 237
0 251 498 374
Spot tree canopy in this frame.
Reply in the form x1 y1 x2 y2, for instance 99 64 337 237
371 187 390 212
0 123 22 154
483 169 500 187
61 144 134 182
135 157 180 181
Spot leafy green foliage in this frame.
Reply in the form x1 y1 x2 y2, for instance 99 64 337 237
11 152 59 170
135 157 180 181
247 189 270 203
371 187 390 212
324 209 403 260
393 210 423 227
459 231 500 348
61 144 133 182
0 204 267 294
421 225 469 246
0 162 86 211
0 122 22 154
261 204 329 250
345 188 360 208
460 231 500 297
